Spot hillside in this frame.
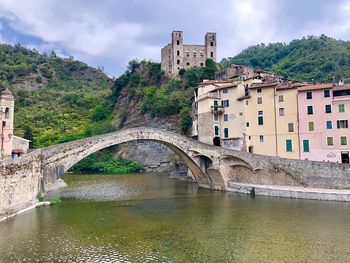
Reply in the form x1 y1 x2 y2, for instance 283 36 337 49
221 35 350 83
1 43 216 173
0 43 113 147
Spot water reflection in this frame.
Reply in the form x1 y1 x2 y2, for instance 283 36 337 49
0 173 350 262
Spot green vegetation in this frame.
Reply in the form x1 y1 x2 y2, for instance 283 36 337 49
50 197 62 205
112 58 216 133
69 150 145 174
0 43 139 173
222 35 350 83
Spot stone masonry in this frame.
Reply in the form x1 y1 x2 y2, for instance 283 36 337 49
161 31 216 77
1 127 350 217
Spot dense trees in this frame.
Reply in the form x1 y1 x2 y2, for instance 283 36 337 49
112 59 216 133
222 35 350 83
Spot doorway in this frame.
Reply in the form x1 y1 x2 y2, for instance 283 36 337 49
341 151 349 164
213 137 221 146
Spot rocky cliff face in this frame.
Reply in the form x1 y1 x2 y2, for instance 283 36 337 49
112 73 188 175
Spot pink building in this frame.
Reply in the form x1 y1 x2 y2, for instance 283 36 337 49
298 84 350 164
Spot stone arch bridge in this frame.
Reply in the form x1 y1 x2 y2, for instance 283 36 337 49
1 127 350 215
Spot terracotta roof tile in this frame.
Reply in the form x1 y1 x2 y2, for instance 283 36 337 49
297 84 333 91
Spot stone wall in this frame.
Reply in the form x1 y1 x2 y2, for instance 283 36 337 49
0 151 42 217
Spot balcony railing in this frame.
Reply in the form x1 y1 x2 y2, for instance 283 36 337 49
211 105 225 114
198 92 221 101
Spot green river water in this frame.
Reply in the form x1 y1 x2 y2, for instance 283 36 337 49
1 172 350 262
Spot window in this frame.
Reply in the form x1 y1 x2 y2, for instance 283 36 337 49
327 137 333 146
339 104 345 113
224 114 228 121
308 122 315 131
259 135 264 142
286 140 293 152
177 59 180 65
246 122 250 127
200 63 204 67
223 88 228 94
176 40 180 45
306 91 312 99
210 52 213 58
257 88 262 93
214 125 219 136
222 100 229 107
307 106 313 115
337 120 349 129
246 100 249 105
224 128 229 138
303 140 310 152
186 51 189 57
325 104 332 113
177 50 180 56
4 108 9 119
324 90 330 97
258 110 263 115
279 108 285 116
341 136 348 145
258 116 264 125
186 62 190 66
239 112 243 116
279 95 284 102
288 123 294 132
213 114 218 121
210 41 214 47
326 121 332 129
334 89 350 97
200 51 204 57
257 97 262 104
193 51 197 57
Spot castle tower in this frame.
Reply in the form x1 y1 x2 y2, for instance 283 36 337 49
171 31 183 75
161 31 217 77
0 88 14 158
205 32 217 62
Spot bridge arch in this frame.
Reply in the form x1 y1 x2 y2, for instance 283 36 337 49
41 128 214 189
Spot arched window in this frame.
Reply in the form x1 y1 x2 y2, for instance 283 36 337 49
5 108 9 119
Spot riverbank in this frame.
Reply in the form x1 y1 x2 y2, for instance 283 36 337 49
0 201 50 223
228 182 350 202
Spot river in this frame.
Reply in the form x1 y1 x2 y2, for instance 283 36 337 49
1 172 350 262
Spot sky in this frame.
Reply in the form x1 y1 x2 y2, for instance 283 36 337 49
1 0 350 77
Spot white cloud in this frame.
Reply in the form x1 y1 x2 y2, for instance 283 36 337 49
0 0 350 75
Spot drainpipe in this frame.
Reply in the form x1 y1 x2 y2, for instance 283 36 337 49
296 92 301 159
273 87 278 157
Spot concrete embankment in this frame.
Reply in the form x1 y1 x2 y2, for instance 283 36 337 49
0 201 50 222
228 182 350 202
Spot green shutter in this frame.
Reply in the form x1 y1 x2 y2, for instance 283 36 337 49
308 122 314 131
303 140 310 152
286 140 292 152
258 116 264 125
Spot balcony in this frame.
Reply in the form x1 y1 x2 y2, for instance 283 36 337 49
211 105 225 114
198 92 221 101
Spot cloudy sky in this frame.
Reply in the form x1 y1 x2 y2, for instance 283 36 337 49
0 0 350 77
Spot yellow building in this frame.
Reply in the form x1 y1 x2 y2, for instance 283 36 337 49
244 82 301 159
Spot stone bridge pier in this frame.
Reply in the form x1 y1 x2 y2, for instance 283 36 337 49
1 127 350 217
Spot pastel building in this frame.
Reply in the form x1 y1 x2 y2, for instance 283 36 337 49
192 79 246 150
244 82 301 159
298 84 350 163
0 88 30 159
